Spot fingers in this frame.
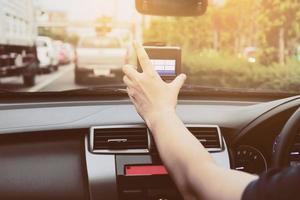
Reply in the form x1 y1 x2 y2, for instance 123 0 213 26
128 94 137 106
133 41 156 75
171 74 187 92
129 64 138 70
123 69 139 100
127 87 138 103
122 64 140 81
123 75 134 87
127 87 135 98
127 87 141 106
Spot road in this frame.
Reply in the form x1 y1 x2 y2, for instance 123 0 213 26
0 63 84 92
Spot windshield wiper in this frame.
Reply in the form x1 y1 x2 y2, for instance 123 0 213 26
61 84 296 98
62 84 224 95
0 84 296 100
181 85 258 93
180 84 297 97
0 85 128 98
57 84 128 95
0 89 22 94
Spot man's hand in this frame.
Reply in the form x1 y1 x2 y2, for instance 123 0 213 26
122 42 257 200
122 42 186 128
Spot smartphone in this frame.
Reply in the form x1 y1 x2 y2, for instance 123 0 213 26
137 46 181 80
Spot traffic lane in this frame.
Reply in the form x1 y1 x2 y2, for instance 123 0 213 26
37 64 83 92
39 65 125 92
26 64 80 92
0 63 125 93
0 64 77 92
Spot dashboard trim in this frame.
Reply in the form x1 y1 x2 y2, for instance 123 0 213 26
233 97 300 145
1 96 299 135
84 136 118 200
89 124 224 154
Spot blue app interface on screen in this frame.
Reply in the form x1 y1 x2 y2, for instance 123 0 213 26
150 59 176 76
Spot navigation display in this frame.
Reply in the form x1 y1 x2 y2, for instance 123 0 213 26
138 46 181 80
150 59 176 76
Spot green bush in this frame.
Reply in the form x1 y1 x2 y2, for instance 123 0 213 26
183 49 300 93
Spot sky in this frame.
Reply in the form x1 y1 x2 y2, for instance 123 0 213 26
34 0 136 22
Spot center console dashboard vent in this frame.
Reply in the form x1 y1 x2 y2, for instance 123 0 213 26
150 125 223 153
188 125 223 152
90 125 223 154
90 125 149 154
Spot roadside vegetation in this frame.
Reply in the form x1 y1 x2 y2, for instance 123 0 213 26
183 50 300 92
143 0 300 93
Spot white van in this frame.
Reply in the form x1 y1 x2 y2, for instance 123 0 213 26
36 36 59 72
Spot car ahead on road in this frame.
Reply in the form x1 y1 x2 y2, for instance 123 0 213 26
75 35 128 84
63 43 75 63
54 40 71 66
36 37 52 72
36 36 59 73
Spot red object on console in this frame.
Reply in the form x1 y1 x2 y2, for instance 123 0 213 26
125 165 168 176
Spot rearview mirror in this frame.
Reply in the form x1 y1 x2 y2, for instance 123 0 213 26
135 0 208 16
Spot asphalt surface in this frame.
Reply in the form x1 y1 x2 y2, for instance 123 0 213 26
0 63 85 92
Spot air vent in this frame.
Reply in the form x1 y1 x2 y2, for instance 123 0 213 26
90 125 149 154
150 125 223 153
188 125 222 151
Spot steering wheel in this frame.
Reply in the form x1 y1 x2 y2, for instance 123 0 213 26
273 107 300 168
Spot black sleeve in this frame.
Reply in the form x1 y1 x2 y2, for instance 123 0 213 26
242 166 300 200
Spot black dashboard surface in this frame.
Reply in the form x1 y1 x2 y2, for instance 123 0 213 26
0 130 89 200
0 96 299 136
0 95 300 200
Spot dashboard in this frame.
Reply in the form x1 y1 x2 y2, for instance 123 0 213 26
0 95 300 200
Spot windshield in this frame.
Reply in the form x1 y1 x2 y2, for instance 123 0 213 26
0 0 299 94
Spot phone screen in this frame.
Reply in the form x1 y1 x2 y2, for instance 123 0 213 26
150 59 176 76
138 46 181 80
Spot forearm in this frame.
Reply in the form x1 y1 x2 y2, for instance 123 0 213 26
124 43 257 200
147 111 215 198
147 111 257 200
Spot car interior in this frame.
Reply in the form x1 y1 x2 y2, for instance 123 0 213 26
0 0 300 200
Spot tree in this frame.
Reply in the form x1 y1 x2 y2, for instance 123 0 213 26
259 0 300 64
38 27 79 45
143 0 300 65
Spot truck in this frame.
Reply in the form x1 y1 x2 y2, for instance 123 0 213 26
0 0 38 86
75 34 128 84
